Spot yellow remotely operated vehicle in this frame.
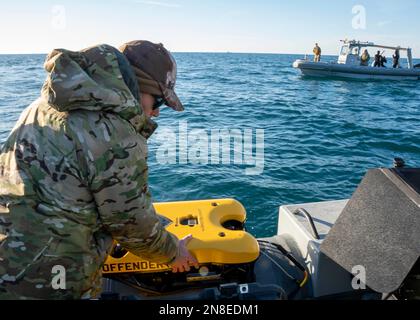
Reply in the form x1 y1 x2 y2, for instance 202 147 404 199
101 161 420 301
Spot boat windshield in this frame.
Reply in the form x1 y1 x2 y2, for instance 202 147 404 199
340 46 349 55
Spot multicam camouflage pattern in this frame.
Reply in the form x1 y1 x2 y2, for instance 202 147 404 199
0 44 178 300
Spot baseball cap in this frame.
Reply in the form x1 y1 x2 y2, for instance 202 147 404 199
119 40 184 112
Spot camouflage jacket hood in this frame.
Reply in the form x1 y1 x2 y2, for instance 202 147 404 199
41 44 157 138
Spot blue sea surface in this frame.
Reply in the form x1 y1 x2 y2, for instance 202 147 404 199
0 53 419 237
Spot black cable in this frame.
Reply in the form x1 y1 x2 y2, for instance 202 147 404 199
258 240 307 273
258 240 309 299
293 208 321 240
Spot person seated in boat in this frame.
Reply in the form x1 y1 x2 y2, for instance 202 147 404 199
360 49 370 66
313 43 321 62
374 51 382 67
380 54 387 67
393 49 400 68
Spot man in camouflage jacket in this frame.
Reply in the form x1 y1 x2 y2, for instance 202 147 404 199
0 41 197 299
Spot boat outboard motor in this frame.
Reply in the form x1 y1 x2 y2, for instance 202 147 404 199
321 165 420 299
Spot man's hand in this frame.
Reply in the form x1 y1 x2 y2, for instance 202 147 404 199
170 234 199 273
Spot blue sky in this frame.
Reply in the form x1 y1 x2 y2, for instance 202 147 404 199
0 0 419 56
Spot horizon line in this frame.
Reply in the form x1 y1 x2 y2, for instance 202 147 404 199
1 51 419 59
0 50 313 55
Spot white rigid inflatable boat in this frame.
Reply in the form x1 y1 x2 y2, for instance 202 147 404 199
293 40 420 80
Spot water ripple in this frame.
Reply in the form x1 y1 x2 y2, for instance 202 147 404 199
1 53 419 237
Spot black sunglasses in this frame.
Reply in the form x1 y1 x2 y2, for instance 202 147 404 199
153 95 165 110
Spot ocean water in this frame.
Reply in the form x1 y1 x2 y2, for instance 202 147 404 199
0 53 419 237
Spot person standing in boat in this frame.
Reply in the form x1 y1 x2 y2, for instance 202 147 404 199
0 40 198 300
393 49 400 68
313 43 322 62
374 51 382 67
360 49 370 66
